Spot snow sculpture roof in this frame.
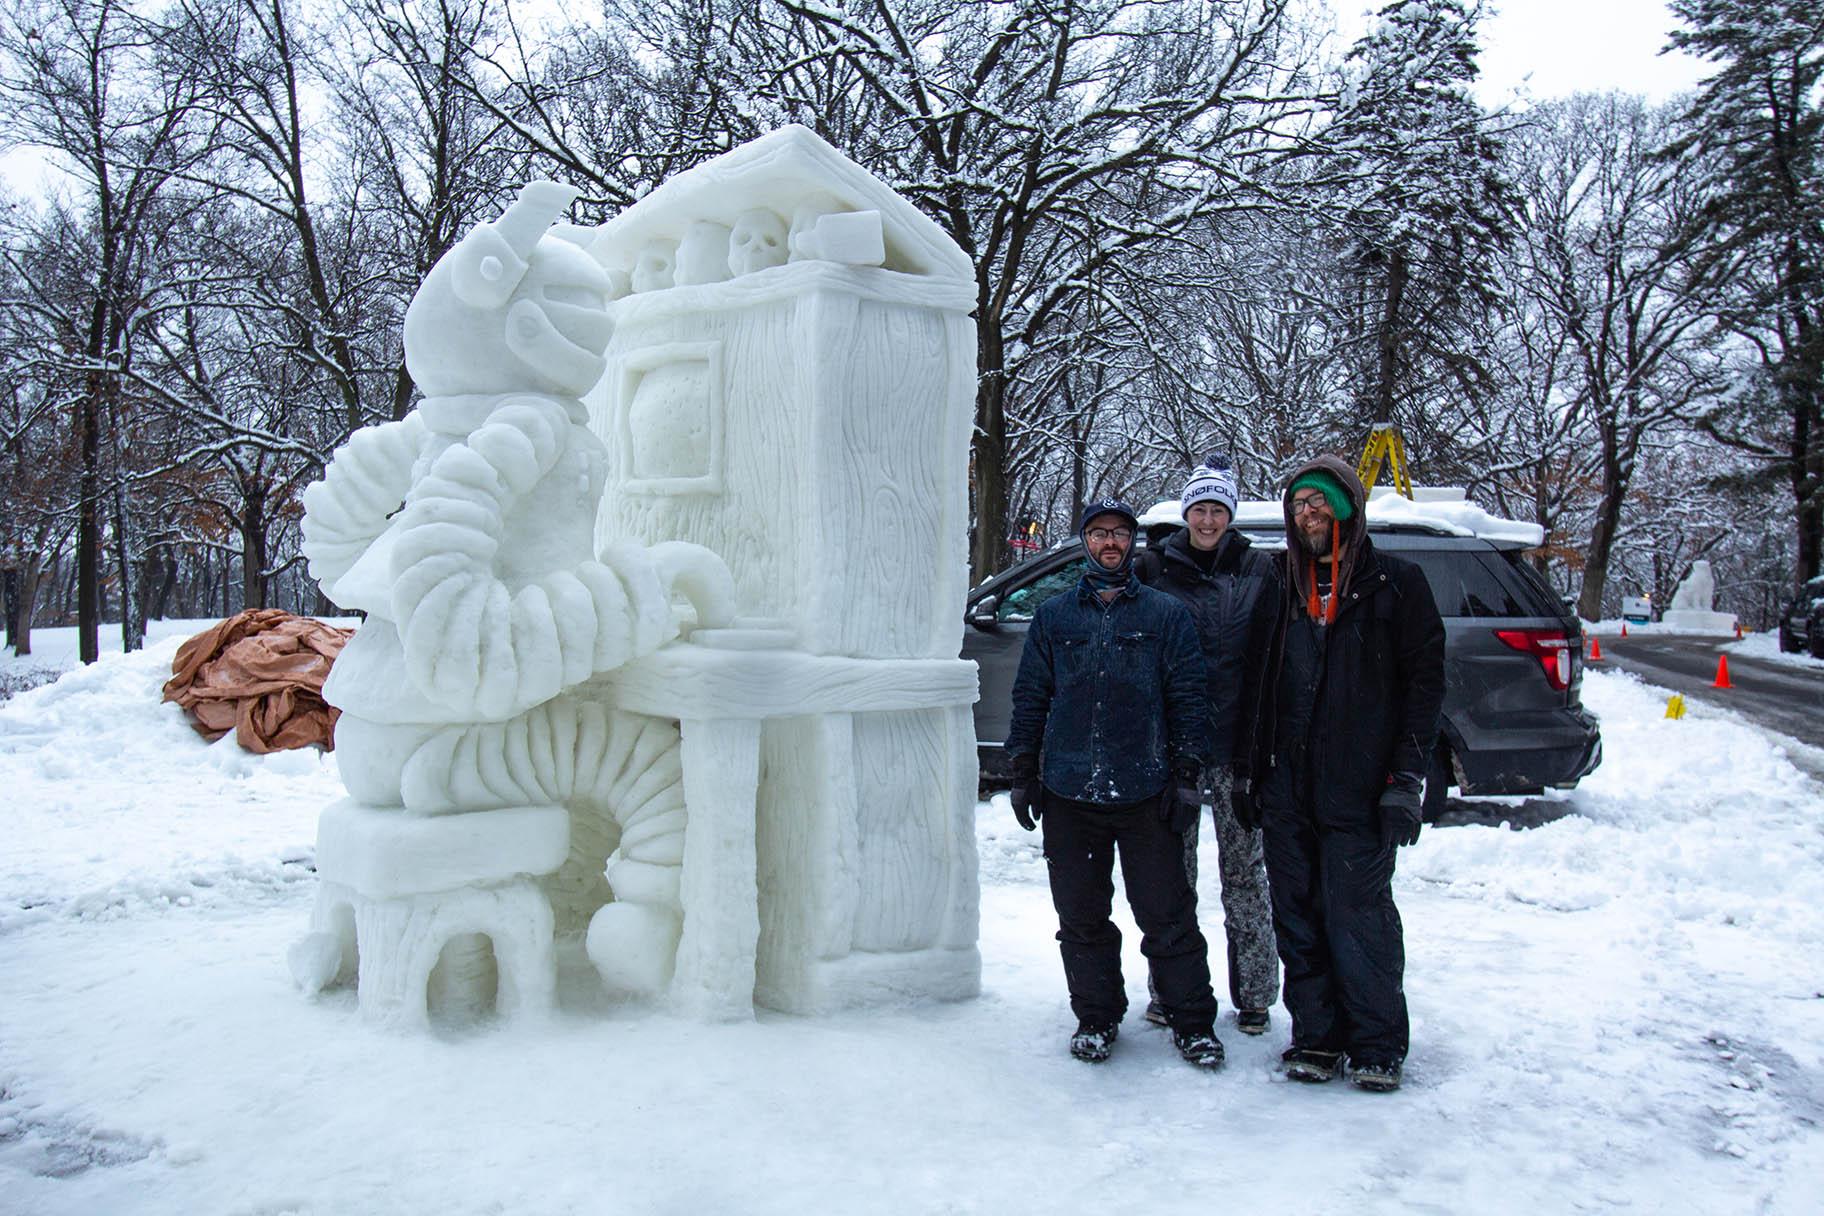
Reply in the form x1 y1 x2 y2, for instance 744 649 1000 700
1140 486 1547 547
589 125 972 282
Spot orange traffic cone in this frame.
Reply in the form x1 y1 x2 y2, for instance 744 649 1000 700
1735 622 1744 639
1620 622 1628 638
1713 655 1733 688
1588 636 1603 662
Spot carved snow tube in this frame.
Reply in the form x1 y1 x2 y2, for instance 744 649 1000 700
298 413 429 586
398 698 687 996
385 394 733 720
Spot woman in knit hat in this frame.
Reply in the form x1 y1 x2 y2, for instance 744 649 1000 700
1135 457 1281 1036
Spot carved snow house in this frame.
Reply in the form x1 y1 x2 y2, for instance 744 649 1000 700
583 125 982 1017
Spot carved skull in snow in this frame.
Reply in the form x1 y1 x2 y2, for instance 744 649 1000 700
727 208 788 276
631 238 679 293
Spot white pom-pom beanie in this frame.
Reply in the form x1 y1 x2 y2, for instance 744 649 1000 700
1181 458 1238 519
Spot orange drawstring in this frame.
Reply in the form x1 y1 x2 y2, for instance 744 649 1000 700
1304 520 1343 624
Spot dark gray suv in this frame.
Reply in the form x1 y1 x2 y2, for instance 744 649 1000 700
1777 574 1824 656
963 514 1602 819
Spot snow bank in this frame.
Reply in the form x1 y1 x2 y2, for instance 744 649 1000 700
0 637 339 932
1728 628 1824 670
1404 670 1824 942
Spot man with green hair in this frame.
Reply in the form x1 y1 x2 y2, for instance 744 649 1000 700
1243 455 1445 1092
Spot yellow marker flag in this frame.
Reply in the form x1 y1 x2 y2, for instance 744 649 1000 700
1665 694 1686 720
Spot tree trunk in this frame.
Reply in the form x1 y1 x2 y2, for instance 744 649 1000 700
1577 425 1626 621
77 371 103 663
111 481 143 652
241 488 267 611
1372 245 1410 425
971 326 1008 581
10 557 40 656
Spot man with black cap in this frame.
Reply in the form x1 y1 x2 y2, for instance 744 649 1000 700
1135 458 1281 1038
1245 456 1445 1092
1004 498 1222 1068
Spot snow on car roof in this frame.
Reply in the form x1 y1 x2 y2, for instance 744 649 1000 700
1139 486 1546 548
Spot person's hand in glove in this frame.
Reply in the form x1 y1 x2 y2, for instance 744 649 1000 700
1378 772 1425 849
1010 753 1042 832
1163 759 1204 834
1228 763 1260 832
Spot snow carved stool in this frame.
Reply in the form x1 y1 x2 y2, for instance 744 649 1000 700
294 800 570 1027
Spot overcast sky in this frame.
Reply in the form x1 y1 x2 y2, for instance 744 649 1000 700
1328 0 1711 106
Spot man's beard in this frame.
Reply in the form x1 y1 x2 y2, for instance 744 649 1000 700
1297 524 1332 557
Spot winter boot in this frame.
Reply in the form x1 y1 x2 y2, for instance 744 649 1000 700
1350 1059 1402 1092
1143 1000 1169 1027
1070 1022 1120 1063
1173 1028 1226 1070
1235 1009 1271 1036
1281 1046 1342 1083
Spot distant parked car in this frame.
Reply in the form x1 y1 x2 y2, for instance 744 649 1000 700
963 498 1602 820
1777 574 1824 657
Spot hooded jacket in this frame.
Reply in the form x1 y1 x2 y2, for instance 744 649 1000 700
1244 456 1446 825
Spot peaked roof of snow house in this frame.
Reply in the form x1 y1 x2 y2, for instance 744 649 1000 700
588 125 973 282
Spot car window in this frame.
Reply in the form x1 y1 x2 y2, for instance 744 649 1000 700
1403 549 1531 618
1486 551 1568 617
999 558 1087 621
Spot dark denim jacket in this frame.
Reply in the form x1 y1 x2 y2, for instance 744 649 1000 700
1004 573 1209 804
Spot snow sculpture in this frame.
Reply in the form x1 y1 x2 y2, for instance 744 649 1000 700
1659 559 1738 635
293 181 737 1026
585 125 980 1017
727 208 787 276
291 125 980 1028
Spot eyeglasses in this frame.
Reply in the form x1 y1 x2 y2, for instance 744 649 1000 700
1290 493 1331 516
1086 527 1133 543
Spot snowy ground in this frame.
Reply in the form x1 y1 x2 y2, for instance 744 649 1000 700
1729 628 1824 672
3 634 1822 1214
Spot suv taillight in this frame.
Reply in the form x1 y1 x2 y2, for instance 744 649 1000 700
1494 628 1573 692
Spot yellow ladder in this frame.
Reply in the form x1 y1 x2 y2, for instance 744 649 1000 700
1356 423 1414 498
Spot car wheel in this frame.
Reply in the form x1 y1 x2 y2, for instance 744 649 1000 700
1422 745 1452 823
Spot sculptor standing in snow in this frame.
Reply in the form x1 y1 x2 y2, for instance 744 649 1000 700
1135 459 1281 1038
1246 457 1444 1092
1004 499 1224 1068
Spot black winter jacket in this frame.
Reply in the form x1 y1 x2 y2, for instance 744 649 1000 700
1247 535 1446 827
1136 529 1280 768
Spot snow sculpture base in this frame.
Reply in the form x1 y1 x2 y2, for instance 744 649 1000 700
1656 609 1738 636
299 799 568 1028
594 637 981 1019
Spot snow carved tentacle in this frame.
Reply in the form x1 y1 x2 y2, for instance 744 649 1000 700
299 413 428 588
385 397 733 721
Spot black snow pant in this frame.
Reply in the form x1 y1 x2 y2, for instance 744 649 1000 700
1041 790 1218 1032
1260 796 1410 1066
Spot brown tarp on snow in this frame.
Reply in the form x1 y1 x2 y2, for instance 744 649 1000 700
162 609 355 753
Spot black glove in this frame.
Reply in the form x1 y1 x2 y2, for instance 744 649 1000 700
1378 772 1424 849
1164 760 1202 834
1009 753 1041 832
1228 763 1260 832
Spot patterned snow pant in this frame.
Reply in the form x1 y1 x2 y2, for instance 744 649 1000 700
1149 767 1281 1014
1207 767 1281 1011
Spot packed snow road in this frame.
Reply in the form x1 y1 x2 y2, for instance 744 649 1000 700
2 640 1821 1214
1598 632 1824 758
